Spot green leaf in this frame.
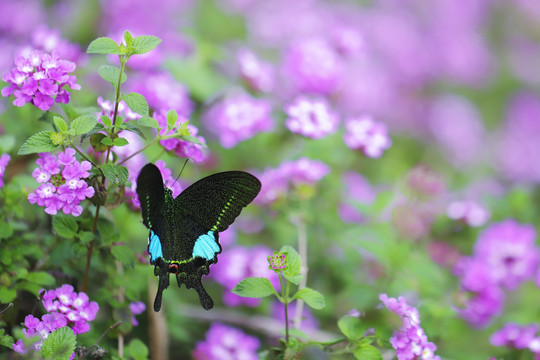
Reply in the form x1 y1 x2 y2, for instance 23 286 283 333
87 37 121 55
292 287 325 309
0 329 14 349
98 65 127 90
232 277 278 298
111 245 135 269
137 116 159 128
338 316 367 340
124 31 134 46
101 137 113 146
54 117 68 132
125 338 149 360
18 131 57 155
131 35 162 55
166 109 178 129
353 344 383 360
113 137 129 146
117 166 129 186
90 133 108 152
101 115 112 128
78 231 95 245
102 163 118 184
122 122 147 140
280 245 301 285
123 92 149 116
52 215 78 239
40 327 77 360
71 115 98 135
0 287 16 303
27 271 55 286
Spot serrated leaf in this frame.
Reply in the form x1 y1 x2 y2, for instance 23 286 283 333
101 115 112 127
0 329 14 348
0 287 16 303
117 166 129 186
90 133 108 152
125 338 149 360
40 327 76 360
78 231 95 245
18 131 57 155
338 316 367 340
122 122 146 140
101 137 113 146
280 245 301 284
166 109 178 130
111 245 135 268
71 115 98 135
27 272 55 286
97 217 118 244
232 277 278 298
87 37 121 55
123 92 149 116
102 163 118 184
54 117 68 132
131 35 161 55
113 137 129 146
52 215 78 239
353 344 383 360
292 287 325 309
124 31 134 46
98 65 127 90
137 116 159 128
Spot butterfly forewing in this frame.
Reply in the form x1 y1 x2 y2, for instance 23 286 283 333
136 163 165 230
173 171 261 233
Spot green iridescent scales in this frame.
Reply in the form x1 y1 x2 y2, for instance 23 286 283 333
136 163 261 311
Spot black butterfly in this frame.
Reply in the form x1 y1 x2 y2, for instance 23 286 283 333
136 163 261 311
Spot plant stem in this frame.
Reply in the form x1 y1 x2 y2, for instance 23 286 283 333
82 204 100 293
116 261 125 358
71 145 103 174
117 137 159 166
104 58 126 167
279 272 289 343
294 206 308 329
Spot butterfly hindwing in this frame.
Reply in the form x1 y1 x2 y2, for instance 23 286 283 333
173 171 262 233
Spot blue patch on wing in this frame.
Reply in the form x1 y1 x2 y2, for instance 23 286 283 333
148 230 163 262
193 231 220 261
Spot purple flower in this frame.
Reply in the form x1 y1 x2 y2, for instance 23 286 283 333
343 116 392 158
379 294 441 360
211 245 279 307
13 284 99 355
28 149 94 217
285 96 339 139
203 93 273 148
129 301 146 326
0 153 10 188
193 323 260 360
491 323 540 350
237 49 275 93
446 200 490 227
30 25 82 63
154 110 207 163
2 50 79 111
338 172 375 223
129 72 193 116
282 37 342 95
256 157 329 205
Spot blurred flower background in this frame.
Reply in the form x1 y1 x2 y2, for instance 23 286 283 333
1 0 540 359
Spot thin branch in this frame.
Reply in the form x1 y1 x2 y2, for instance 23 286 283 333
80 321 122 359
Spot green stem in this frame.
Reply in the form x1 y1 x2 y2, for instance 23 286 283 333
104 58 127 168
82 204 100 293
71 144 103 175
279 272 289 344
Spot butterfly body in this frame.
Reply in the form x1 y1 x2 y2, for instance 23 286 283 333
136 163 261 311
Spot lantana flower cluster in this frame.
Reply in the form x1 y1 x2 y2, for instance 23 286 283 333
343 115 392 158
28 148 95 217
453 220 539 327
446 200 490 227
13 284 99 355
193 323 260 360
285 96 339 139
490 322 540 358
155 110 206 163
2 49 80 111
256 157 330 205
237 49 275 93
379 294 440 360
0 153 10 188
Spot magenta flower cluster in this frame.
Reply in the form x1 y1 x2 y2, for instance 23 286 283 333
490 322 540 358
155 110 206 163
212 245 280 307
256 157 330 205
446 200 490 227
0 153 10 188
453 220 539 327
343 115 392 158
237 49 275 93
13 284 99 355
129 301 146 326
285 96 339 139
379 294 440 360
203 92 273 148
28 148 95 217
193 323 260 360
2 50 80 110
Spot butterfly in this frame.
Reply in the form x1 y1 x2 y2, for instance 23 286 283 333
136 163 261 311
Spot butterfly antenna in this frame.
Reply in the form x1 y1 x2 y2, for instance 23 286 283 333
173 158 190 186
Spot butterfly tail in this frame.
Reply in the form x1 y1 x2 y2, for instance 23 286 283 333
154 266 170 312
194 279 214 310
177 271 214 310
